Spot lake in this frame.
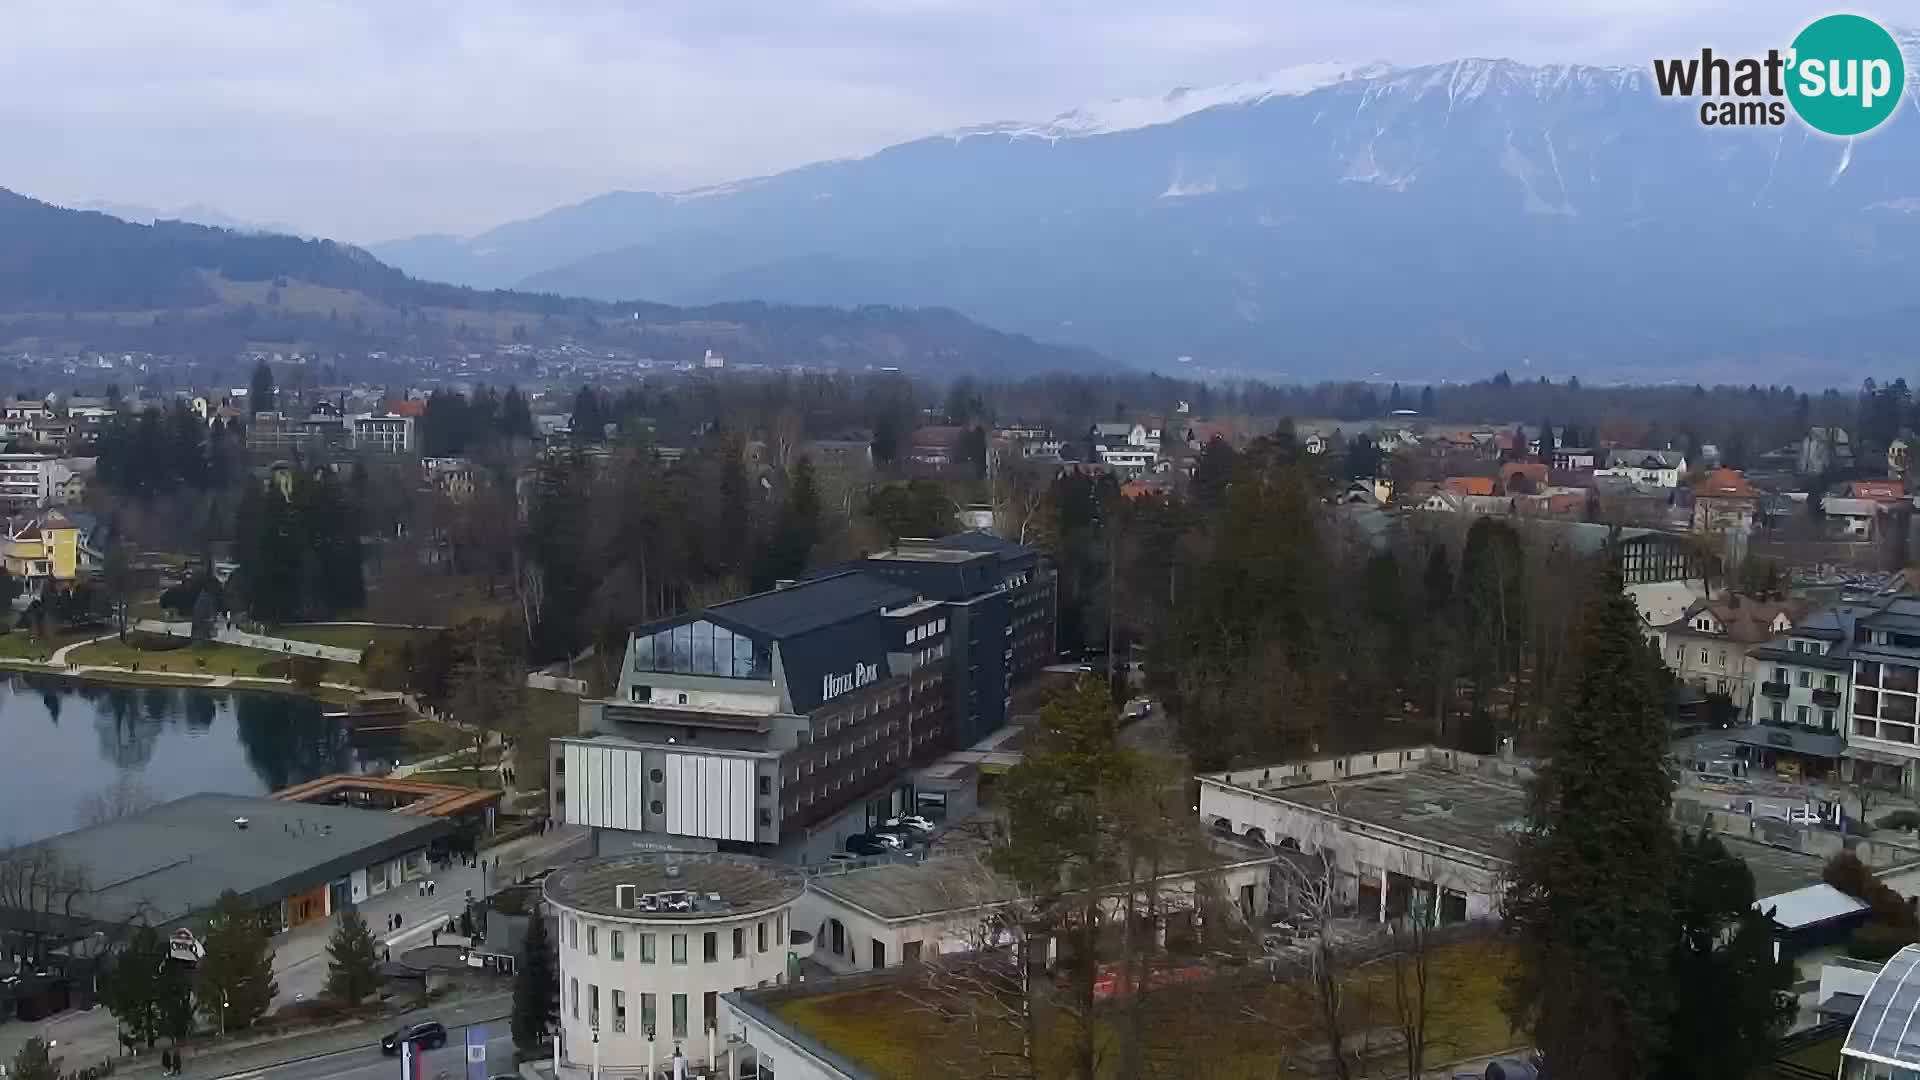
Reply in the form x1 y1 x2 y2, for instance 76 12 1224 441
0 675 389 845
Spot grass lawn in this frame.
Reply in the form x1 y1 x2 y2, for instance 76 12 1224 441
409 767 505 790
0 627 101 660
280 625 435 651
66 634 364 685
775 938 1521 1080
509 688 580 789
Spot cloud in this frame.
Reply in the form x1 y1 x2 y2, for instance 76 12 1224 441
0 0 1846 241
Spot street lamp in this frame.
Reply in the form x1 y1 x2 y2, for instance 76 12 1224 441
591 1026 600 1080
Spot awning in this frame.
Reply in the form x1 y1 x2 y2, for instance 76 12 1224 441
1760 883 1869 931
1728 726 1845 759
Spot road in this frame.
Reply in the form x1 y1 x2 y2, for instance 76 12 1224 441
207 1020 513 1080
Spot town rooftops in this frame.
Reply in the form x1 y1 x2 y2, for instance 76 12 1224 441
1695 468 1757 497
1607 449 1686 469
1668 595 1808 644
16 793 450 929
705 571 917 640
543 852 806 920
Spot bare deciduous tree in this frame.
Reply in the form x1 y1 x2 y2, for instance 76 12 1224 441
0 845 91 969
901 857 1044 1080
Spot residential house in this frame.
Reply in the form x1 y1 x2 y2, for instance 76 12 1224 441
1443 476 1496 497
1597 450 1687 488
346 412 415 454
1691 469 1760 534
2 510 84 598
1850 480 1905 501
908 427 964 468
1551 446 1599 471
0 454 81 511
1095 445 1158 476
421 457 476 501
1090 422 1141 447
1655 595 1807 714
1800 426 1854 476
1822 497 1897 540
1500 462 1550 494
1741 609 1853 780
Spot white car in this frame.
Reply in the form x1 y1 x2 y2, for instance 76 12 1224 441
885 815 937 836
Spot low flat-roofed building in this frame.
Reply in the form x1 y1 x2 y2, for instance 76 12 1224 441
273 774 501 833
1199 747 1524 925
1 792 452 939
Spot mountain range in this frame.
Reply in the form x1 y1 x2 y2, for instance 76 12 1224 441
374 41 1920 383
0 189 1099 375
77 200 304 237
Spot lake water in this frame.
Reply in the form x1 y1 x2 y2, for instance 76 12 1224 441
0 675 388 845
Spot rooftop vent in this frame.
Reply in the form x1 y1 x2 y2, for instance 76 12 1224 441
234 817 250 830
664 865 681 879
616 884 636 910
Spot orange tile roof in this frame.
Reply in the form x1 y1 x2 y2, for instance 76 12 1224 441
1444 476 1496 497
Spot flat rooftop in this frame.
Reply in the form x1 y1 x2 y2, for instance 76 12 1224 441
273 774 501 818
1719 836 1829 900
867 546 984 564
1219 767 1528 861
544 852 806 920
22 793 450 927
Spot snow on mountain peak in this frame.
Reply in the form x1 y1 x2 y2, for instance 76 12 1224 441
951 61 1394 141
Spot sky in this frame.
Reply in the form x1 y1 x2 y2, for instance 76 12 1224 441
0 0 1860 243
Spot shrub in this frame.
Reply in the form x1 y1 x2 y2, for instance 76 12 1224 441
1851 919 1920 962
288 655 326 690
1877 809 1920 833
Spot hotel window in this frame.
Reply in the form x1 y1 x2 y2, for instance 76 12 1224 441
672 933 687 964
587 926 598 956
1823 709 1837 730
703 991 717 1032
1772 666 1787 683
704 931 717 963
671 994 688 1039
1796 705 1810 725
610 930 624 961
570 978 579 1019
733 927 745 958
757 921 767 953
612 990 626 1033
1825 674 1840 691
640 933 656 963
569 918 578 949
641 993 656 1037
588 984 599 1029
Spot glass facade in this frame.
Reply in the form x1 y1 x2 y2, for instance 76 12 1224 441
631 620 770 679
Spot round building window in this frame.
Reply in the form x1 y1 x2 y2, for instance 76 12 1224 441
650 768 664 783
650 800 664 814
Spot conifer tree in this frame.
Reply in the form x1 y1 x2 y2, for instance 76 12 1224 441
511 911 559 1050
324 905 382 1004
9 1038 58 1080
1503 564 1675 1079
196 891 278 1033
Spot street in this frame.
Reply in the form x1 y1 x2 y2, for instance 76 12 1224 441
198 1017 513 1080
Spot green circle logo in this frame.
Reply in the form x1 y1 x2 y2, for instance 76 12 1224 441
1786 14 1906 136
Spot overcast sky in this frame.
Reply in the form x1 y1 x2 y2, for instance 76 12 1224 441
0 0 1861 242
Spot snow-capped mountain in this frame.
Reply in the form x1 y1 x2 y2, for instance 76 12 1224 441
947 62 1394 141
375 51 1920 380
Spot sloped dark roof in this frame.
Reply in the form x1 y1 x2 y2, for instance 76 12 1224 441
708 571 916 640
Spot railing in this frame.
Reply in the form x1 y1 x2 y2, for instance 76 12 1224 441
1760 681 1791 698
1813 688 1843 708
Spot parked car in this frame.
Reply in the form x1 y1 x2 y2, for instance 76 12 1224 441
382 1020 448 1055
827 852 861 865
883 815 936 837
845 834 893 856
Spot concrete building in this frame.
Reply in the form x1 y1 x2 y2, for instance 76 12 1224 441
1741 609 1852 779
0 793 452 940
556 572 953 863
347 412 416 454
544 852 806 1073
0 454 80 511
1198 747 1527 924
558 537 1053 862
1842 597 1920 792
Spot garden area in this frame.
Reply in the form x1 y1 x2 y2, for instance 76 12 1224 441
774 937 1522 1080
63 631 364 686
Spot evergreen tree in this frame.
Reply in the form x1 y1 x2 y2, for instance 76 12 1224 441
1503 565 1675 1079
572 386 605 442
1537 418 1555 461
324 905 382 1004
1655 831 1796 1080
511 910 558 1050
501 386 534 439
1419 384 1436 415
197 891 278 1033
102 924 173 1047
871 416 899 466
248 361 276 414
759 457 821 587
9 1038 58 1080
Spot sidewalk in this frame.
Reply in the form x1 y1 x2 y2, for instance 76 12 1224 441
135 619 364 664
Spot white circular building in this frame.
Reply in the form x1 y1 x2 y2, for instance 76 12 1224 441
544 851 807 1072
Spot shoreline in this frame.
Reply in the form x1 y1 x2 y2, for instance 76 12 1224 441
0 658 366 705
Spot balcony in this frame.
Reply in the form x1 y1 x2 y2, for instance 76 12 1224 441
1759 681 1791 699
1813 689 1842 708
